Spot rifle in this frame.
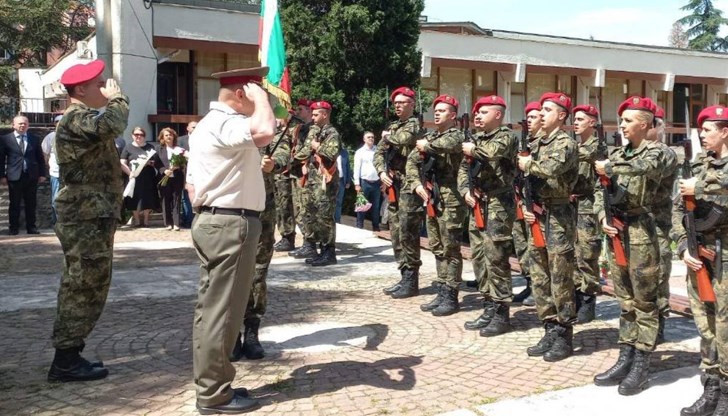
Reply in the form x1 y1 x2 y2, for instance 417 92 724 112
516 119 546 247
420 152 438 217
681 88 716 302
595 93 628 268
299 127 323 188
462 113 486 230
267 114 304 157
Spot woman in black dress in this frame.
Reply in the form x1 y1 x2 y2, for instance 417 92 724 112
120 126 160 227
157 127 186 230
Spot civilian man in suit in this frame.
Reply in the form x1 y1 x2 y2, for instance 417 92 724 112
0 115 47 235
334 146 352 223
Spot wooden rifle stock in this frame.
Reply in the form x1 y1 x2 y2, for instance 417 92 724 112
517 120 546 248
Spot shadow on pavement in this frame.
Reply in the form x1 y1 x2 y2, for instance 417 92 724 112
262 323 390 357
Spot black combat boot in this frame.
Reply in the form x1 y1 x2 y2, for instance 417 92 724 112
420 282 444 312
681 373 720 416
464 299 496 330
383 269 405 295
241 317 265 360
656 315 666 345
480 302 512 337
305 243 325 264
527 322 557 357
289 240 317 259
522 291 536 307
310 245 337 267
431 285 459 317
543 323 573 362
47 346 109 382
712 377 728 416
230 332 244 362
512 275 532 304
391 268 419 299
273 234 295 252
618 349 651 396
577 293 597 324
594 344 635 386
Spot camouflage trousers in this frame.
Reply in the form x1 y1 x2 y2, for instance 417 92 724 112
575 212 602 296
530 203 577 324
687 231 728 376
655 219 673 317
245 196 276 320
396 192 424 270
469 197 515 302
427 201 466 288
293 177 309 238
512 218 531 277
274 175 296 238
303 174 339 246
52 218 117 349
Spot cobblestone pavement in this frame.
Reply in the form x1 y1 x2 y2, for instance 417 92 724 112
0 223 701 415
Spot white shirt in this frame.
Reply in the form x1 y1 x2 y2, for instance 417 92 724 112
42 132 59 177
186 101 264 211
353 144 378 185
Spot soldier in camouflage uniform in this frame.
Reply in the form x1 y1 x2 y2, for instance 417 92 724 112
293 101 341 266
274 99 312 252
593 97 663 396
48 60 129 382
517 92 578 362
675 105 728 416
512 102 542 306
374 86 423 299
407 94 466 316
571 104 603 324
646 105 678 342
230 119 292 361
459 95 517 336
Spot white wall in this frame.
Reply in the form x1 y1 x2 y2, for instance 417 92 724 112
153 3 259 45
18 68 44 113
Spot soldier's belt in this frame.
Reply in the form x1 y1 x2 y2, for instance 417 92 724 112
536 197 571 206
197 206 260 218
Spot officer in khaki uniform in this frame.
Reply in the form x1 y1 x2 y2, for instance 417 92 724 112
459 95 517 336
593 96 662 396
406 94 466 317
48 59 129 383
374 86 423 299
517 92 578 362
186 67 275 414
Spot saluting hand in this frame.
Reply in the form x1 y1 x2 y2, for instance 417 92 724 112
100 78 121 98
678 177 697 196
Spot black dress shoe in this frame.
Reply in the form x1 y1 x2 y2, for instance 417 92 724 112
9 229 19 235
27 228 40 234
196 392 260 415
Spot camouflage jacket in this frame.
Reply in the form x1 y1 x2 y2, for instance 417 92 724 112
594 139 662 244
405 126 464 204
373 116 421 180
457 125 517 199
260 128 292 209
54 94 130 221
574 134 599 214
293 123 341 184
650 141 679 227
525 128 578 202
671 152 728 256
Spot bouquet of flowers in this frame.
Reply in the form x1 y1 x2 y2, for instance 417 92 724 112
159 148 188 186
123 149 157 198
354 192 372 213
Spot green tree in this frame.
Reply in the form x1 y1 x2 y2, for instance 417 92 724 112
678 0 728 51
280 0 425 148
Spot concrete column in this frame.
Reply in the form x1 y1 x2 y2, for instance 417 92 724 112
497 71 514 125
576 77 591 106
95 0 112 77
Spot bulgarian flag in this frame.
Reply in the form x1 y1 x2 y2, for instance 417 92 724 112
259 0 292 109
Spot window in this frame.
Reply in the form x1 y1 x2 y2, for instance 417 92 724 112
439 67 473 113
526 73 555 103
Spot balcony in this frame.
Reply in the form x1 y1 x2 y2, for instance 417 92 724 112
152 0 260 13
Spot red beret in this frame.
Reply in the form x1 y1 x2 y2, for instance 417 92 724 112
540 92 572 112
433 94 459 111
524 101 541 115
617 96 657 116
655 105 665 120
472 95 506 114
311 101 332 110
211 66 268 87
390 86 416 102
60 59 105 87
697 105 728 127
297 98 313 107
572 104 599 119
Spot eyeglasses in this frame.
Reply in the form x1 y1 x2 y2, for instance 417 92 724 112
133 133 145 137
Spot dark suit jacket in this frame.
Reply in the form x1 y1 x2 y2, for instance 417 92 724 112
178 135 190 151
0 131 47 181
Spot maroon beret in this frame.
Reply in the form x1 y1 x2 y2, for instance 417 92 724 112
617 96 657 116
472 95 506 114
697 105 728 127
390 86 416 102
433 94 459 111
311 101 332 110
524 101 541 115
655 105 665 120
60 59 105 87
211 66 269 87
297 98 313 107
572 104 599 119
540 92 572 112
